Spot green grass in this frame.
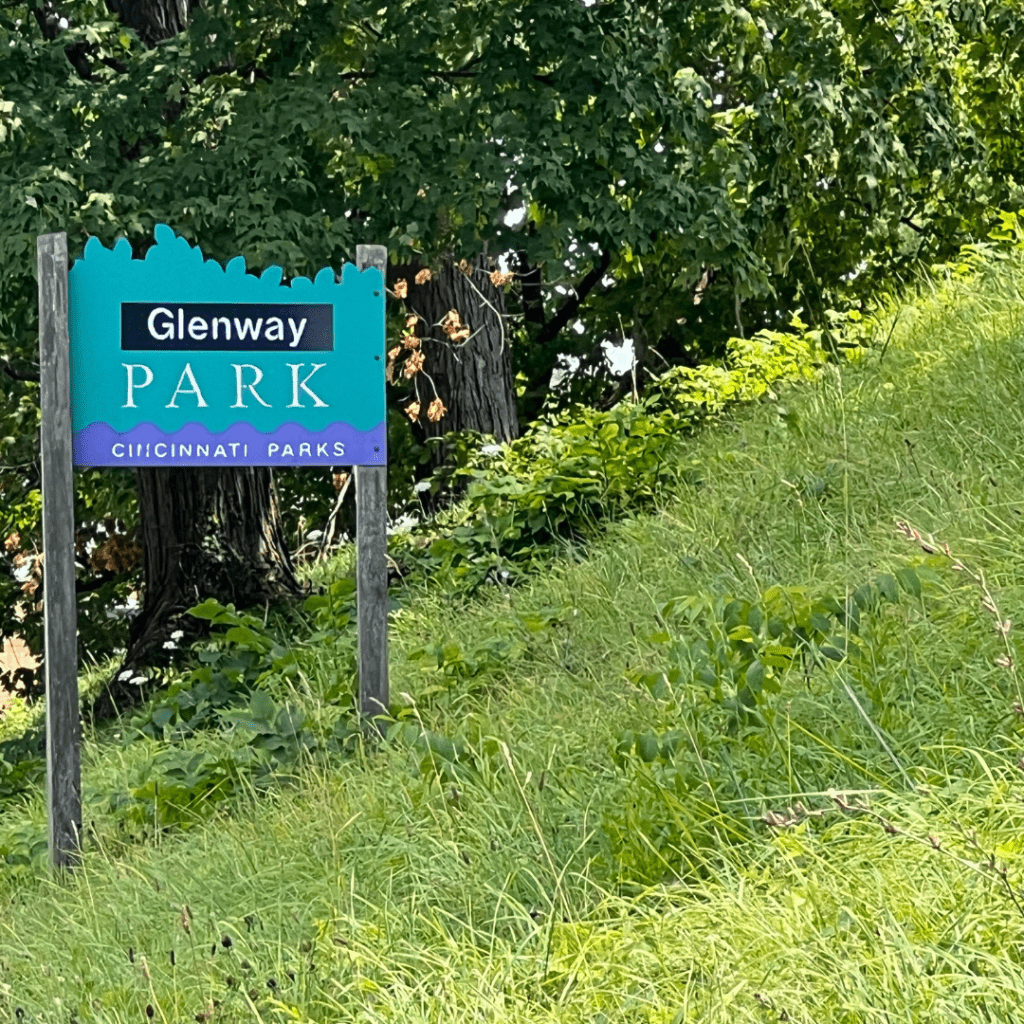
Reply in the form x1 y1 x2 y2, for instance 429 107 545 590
4 256 1024 1021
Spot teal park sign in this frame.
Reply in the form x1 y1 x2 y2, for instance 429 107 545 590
68 224 386 467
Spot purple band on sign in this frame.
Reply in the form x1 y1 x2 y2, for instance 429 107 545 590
72 420 386 467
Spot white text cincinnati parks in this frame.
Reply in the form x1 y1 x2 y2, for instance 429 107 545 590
109 441 347 460
121 362 328 408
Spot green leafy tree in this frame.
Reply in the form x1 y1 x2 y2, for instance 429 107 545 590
2 0 1023 710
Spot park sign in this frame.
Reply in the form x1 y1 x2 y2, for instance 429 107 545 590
68 224 386 466
39 230 390 869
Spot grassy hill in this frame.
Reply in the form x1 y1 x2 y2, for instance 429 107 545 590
3 252 1024 1022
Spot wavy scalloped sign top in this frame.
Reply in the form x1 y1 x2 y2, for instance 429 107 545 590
67 224 386 466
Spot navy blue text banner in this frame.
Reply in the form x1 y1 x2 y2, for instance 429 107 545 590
121 302 333 351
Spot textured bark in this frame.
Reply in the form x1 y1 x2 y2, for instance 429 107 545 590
105 0 198 45
93 467 303 718
398 257 519 463
88 0 304 721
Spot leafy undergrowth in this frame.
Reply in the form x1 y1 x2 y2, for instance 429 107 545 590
0 311 826 830
398 322 827 587
3 253 1024 1020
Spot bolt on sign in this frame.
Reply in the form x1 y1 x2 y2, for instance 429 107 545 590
69 224 386 467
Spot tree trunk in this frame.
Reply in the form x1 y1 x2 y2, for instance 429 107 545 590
88 0 305 720
104 0 199 45
398 257 519 463
93 467 303 718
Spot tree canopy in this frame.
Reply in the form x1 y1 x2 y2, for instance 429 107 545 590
2 0 1024 677
6 1 1022 365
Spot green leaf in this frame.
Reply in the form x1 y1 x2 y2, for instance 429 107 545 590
636 732 660 763
744 660 765 693
275 705 306 737
809 613 833 636
189 599 229 621
249 689 277 725
224 626 270 651
896 567 921 598
876 574 900 604
762 645 794 668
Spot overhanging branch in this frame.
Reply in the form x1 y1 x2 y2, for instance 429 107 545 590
530 249 612 350
842 191 928 236
2 358 40 384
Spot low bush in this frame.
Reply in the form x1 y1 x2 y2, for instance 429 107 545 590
399 324 827 588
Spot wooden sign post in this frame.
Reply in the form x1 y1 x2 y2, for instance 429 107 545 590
37 232 82 870
354 245 389 721
38 226 390 868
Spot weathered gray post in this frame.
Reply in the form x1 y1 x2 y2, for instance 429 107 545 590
354 244 389 721
37 232 81 869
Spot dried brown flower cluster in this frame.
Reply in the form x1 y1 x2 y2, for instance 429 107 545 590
0 635 38 688
440 308 470 343
404 397 446 424
384 345 401 384
403 350 425 378
11 550 41 595
88 531 142 574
